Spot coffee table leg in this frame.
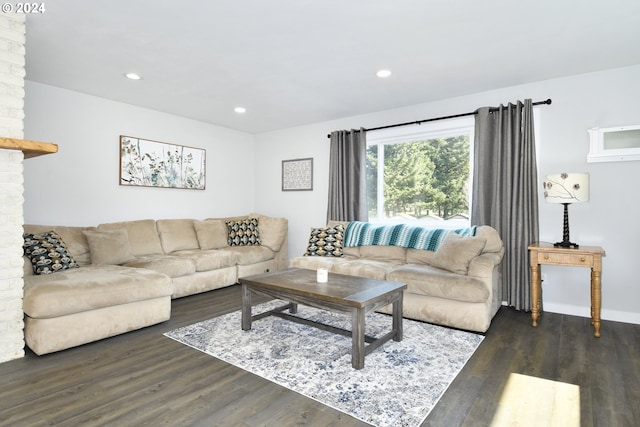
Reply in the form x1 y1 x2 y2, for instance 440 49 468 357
352 308 365 370
241 283 252 331
393 291 403 341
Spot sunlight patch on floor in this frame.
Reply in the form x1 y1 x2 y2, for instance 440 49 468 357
491 373 580 427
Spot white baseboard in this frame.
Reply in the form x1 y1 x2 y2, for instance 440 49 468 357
545 303 640 326
502 301 640 326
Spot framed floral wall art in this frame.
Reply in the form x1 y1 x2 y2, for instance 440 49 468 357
120 135 206 190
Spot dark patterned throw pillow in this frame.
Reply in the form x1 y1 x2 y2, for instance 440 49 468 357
23 230 79 275
226 218 261 246
304 224 344 257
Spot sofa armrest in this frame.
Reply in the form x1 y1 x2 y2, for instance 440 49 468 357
467 253 499 279
23 255 34 277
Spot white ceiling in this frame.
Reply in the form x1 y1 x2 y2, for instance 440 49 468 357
24 1 640 134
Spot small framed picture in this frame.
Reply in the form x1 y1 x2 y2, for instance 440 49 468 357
282 158 313 191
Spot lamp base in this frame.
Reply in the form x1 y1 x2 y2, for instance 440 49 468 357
554 240 579 249
555 203 579 249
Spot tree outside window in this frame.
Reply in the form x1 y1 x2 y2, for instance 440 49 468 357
366 121 472 228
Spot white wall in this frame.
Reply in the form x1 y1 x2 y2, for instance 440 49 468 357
23 81 255 225
254 64 640 324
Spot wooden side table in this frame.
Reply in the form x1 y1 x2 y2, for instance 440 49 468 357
528 242 605 337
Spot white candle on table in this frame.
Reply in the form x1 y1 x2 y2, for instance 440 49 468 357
317 268 328 283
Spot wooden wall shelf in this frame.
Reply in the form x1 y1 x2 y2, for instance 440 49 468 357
0 137 58 159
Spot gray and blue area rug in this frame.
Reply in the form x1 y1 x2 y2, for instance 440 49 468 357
164 300 483 427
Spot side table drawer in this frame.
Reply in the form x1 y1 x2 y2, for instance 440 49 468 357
538 252 594 266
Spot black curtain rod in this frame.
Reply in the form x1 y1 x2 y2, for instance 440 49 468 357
326 98 552 138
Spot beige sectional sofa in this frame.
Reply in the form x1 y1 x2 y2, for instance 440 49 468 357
290 222 504 333
22 213 288 355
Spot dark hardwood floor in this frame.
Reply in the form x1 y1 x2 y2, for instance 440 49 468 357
1 285 638 426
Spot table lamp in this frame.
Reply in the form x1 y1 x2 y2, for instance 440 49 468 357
543 172 589 248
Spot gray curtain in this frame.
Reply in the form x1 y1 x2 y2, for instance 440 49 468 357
471 99 539 311
327 128 368 222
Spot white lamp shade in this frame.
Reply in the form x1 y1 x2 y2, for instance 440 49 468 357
543 173 589 204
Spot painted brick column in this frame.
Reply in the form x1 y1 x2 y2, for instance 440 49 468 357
0 13 26 363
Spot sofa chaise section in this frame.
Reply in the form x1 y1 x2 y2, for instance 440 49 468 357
23 265 173 356
22 224 174 356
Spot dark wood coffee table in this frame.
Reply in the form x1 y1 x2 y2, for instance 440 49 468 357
239 268 407 369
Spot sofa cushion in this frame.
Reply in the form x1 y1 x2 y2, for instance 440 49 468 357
23 225 95 266
98 220 164 256
358 245 406 263
83 229 135 265
223 246 274 265
405 248 436 265
329 259 395 281
303 224 344 257
23 231 79 275
387 264 490 303
289 255 353 271
23 265 173 318
250 213 288 252
193 219 228 249
122 255 196 278
343 246 360 258
226 218 261 246
156 219 199 253
171 249 238 272
431 234 487 274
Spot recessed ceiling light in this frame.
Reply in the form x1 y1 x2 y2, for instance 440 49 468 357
234 107 246 114
376 69 392 78
124 72 142 80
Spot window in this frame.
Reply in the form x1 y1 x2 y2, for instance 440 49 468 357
366 116 474 228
